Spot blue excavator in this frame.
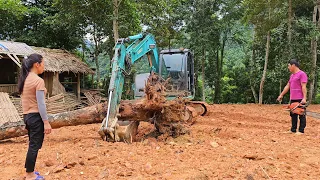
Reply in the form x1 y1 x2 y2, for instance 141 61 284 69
98 33 207 142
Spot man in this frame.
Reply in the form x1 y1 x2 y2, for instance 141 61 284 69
277 59 308 134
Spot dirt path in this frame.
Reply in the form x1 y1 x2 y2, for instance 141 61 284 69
1 104 320 179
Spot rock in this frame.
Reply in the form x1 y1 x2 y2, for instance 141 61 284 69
210 141 219 148
79 160 85 165
142 139 149 145
168 141 177 146
98 168 109 179
66 161 77 169
88 155 98 160
53 164 65 173
116 171 132 177
276 153 288 159
117 172 126 177
127 171 133 176
145 162 152 172
271 138 277 142
124 162 132 169
44 159 55 167
243 154 264 160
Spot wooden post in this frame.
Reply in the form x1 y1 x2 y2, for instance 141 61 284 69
77 72 81 100
91 74 94 88
82 73 85 89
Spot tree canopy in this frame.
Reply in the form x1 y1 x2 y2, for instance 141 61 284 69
1 0 319 104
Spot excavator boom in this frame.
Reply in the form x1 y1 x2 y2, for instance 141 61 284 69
98 33 160 141
99 33 208 142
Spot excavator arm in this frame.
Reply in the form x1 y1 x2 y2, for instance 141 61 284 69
98 33 160 141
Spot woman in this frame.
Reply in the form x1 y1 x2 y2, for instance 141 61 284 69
18 54 52 180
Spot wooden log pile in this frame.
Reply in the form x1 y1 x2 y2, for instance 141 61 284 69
82 90 106 106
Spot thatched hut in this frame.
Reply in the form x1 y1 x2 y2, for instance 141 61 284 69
0 41 34 93
33 47 95 98
0 41 94 99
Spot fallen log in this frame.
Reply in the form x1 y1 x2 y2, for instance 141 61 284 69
1 74 194 141
0 102 108 141
0 97 187 141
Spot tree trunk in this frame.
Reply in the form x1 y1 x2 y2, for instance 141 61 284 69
279 79 282 104
314 70 319 100
0 103 109 141
259 31 271 104
0 98 179 141
214 34 226 104
250 28 258 103
93 25 101 87
94 53 100 87
219 34 226 103
309 2 319 103
1 83 199 141
250 78 258 103
113 0 120 42
214 48 220 103
202 49 205 102
288 0 293 57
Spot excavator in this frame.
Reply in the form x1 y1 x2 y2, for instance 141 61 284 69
98 33 207 142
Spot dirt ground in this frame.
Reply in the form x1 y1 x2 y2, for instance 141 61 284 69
1 104 320 180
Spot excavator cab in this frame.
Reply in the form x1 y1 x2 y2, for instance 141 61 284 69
133 48 195 99
159 48 195 99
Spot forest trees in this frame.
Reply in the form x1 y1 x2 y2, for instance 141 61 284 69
0 0 319 104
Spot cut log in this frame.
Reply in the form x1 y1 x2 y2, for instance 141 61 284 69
0 102 108 141
0 97 186 141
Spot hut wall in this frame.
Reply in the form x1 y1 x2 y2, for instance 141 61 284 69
0 57 19 93
59 72 78 94
0 57 18 84
43 72 54 96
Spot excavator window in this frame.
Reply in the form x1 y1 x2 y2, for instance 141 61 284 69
161 53 187 92
162 53 184 73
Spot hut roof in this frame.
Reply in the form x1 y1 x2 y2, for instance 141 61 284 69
33 47 95 74
0 40 35 56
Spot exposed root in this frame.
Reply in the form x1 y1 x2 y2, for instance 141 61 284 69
142 72 191 138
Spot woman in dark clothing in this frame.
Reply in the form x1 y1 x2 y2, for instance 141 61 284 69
18 54 52 180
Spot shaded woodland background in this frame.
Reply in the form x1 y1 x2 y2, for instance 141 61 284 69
1 0 320 104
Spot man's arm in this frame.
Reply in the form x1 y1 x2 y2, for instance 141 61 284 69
301 82 307 104
277 83 290 102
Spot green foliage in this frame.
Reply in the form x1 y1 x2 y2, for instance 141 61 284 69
0 0 318 104
0 0 27 39
314 94 320 104
243 0 286 37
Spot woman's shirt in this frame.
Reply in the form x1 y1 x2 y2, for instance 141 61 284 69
21 72 47 114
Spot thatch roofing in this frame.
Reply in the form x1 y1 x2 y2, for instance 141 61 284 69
0 40 94 74
0 40 35 56
0 92 21 126
33 47 95 74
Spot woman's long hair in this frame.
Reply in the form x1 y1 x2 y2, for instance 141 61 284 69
18 53 43 94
